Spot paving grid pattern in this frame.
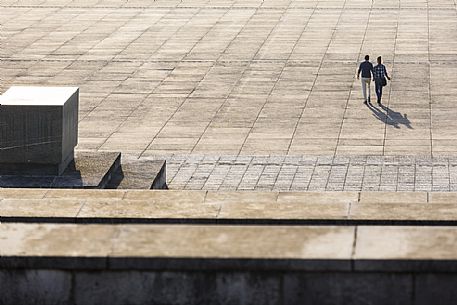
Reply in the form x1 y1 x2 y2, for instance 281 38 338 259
140 154 457 191
2 0 457 157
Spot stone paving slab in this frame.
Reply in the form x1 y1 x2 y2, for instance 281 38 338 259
3 189 457 224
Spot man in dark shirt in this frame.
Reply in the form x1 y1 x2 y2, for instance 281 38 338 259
357 55 373 104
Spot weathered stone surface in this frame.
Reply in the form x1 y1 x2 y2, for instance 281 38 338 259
77 199 220 220
350 203 457 222
0 188 48 199
0 86 78 175
0 223 114 269
354 226 457 271
205 191 278 204
124 189 206 203
0 198 83 218
359 192 428 204
429 192 457 204
0 223 354 270
45 189 126 199
2 223 457 273
107 158 166 189
217 201 349 220
2 190 457 224
110 225 354 269
277 192 358 204
53 151 121 188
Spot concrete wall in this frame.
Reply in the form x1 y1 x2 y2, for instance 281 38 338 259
1 269 457 305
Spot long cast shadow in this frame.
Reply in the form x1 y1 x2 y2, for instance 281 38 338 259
367 102 413 129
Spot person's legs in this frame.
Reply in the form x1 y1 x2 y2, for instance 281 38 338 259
366 78 371 102
375 79 382 103
361 77 371 102
379 80 383 101
361 78 367 101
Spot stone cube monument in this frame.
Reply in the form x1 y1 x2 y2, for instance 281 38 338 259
0 86 79 175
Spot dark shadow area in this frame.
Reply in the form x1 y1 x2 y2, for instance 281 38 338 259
367 102 413 129
52 160 84 188
0 168 83 188
3 216 457 226
0 160 82 188
0 175 56 188
105 166 125 189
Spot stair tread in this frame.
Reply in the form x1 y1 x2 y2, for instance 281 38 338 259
1 190 457 224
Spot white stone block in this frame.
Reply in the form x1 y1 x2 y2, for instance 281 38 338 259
0 86 79 175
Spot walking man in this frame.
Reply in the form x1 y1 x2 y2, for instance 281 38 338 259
373 56 391 105
357 55 373 105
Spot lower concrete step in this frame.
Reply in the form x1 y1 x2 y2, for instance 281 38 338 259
0 153 167 189
0 151 121 189
55 151 121 188
2 189 457 225
106 157 167 189
1 223 457 305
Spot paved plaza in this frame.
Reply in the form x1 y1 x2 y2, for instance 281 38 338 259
2 0 457 188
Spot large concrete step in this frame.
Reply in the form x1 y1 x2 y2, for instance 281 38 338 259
106 157 167 189
1 223 457 305
0 152 121 189
2 189 457 224
0 153 166 190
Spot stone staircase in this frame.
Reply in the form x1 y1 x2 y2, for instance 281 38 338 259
0 153 167 190
2 189 457 304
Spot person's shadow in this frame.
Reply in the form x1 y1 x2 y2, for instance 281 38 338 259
367 102 413 129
